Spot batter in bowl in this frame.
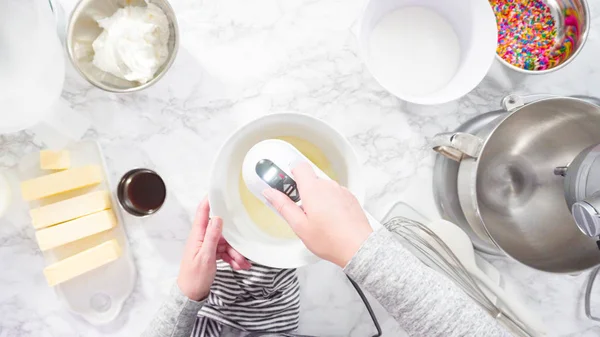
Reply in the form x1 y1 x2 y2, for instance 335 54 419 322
238 136 337 239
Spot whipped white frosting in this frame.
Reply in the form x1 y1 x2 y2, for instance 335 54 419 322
92 3 170 84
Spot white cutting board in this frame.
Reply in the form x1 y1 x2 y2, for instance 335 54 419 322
17 141 136 325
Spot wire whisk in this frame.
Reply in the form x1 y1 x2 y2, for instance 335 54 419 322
384 216 534 337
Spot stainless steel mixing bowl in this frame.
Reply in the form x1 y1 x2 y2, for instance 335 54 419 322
434 95 600 273
66 0 179 92
496 0 590 74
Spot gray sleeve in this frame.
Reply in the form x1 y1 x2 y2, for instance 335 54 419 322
141 283 204 337
343 228 511 337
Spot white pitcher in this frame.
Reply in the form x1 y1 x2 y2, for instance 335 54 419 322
0 0 88 147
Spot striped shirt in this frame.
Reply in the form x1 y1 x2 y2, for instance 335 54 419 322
192 261 300 337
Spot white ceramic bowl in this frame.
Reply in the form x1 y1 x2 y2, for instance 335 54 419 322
208 113 364 268
356 0 497 105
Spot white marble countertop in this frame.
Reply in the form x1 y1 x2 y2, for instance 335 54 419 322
3 0 600 335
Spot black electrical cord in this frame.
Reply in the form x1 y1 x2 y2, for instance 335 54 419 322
246 276 382 337
346 275 382 337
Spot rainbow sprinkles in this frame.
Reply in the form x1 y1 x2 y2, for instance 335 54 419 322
490 0 581 71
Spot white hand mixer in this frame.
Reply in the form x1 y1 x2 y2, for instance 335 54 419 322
242 139 380 227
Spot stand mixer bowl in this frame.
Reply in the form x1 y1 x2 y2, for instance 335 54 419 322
434 96 600 273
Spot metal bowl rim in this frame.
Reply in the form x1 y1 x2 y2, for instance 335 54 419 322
468 96 600 273
66 0 180 93
495 0 590 75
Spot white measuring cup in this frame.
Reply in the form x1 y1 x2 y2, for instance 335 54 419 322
354 0 498 105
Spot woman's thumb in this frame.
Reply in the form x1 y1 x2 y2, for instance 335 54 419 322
200 216 222 259
263 188 307 231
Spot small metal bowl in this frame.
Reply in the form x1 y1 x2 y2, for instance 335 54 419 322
495 0 589 74
66 0 179 93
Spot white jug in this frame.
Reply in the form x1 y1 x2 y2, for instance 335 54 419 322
0 0 65 133
0 0 89 147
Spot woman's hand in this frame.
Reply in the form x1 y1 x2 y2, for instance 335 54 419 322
263 163 373 268
177 198 251 301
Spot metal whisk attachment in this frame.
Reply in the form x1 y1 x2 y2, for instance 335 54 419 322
384 216 533 337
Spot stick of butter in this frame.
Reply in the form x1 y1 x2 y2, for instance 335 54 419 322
21 165 103 201
43 239 122 286
30 191 112 229
40 150 70 170
35 209 117 251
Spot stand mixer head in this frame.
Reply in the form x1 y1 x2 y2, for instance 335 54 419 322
558 143 600 239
